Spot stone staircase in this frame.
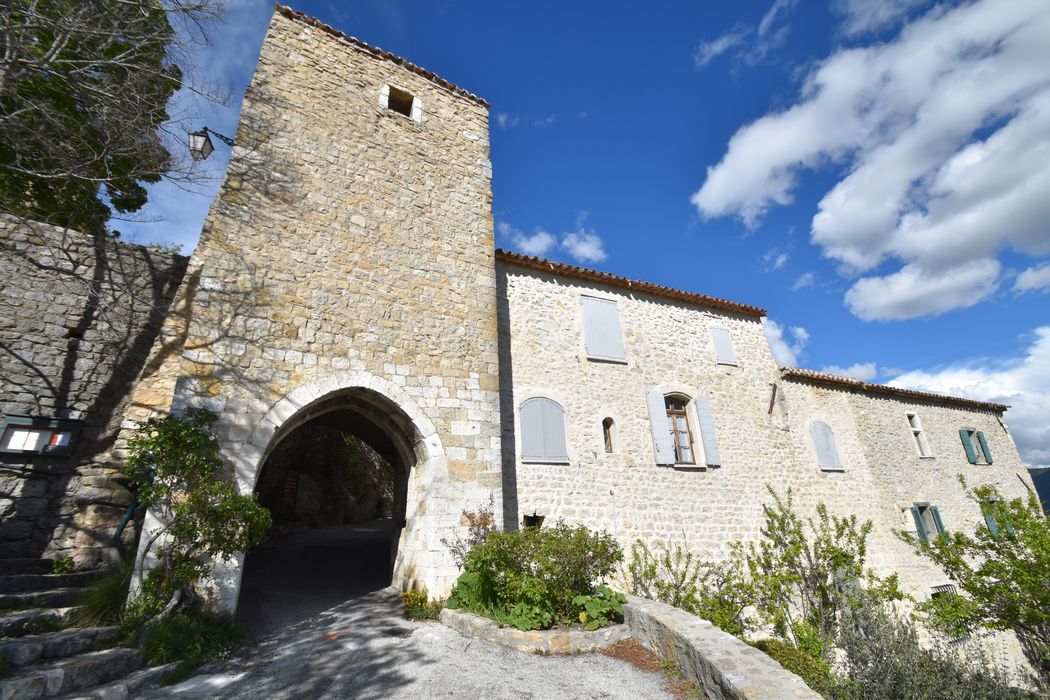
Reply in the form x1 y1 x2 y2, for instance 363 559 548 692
0 559 175 699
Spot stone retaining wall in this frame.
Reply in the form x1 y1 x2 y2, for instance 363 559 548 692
440 607 630 654
624 595 821 700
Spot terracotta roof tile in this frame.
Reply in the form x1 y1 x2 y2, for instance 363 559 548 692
780 367 1009 412
496 249 766 318
275 4 489 108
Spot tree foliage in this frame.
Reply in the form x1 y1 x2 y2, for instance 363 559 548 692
0 0 222 232
901 478 1050 682
124 408 270 617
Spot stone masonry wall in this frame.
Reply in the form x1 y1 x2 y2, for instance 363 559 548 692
119 8 502 606
0 215 186 566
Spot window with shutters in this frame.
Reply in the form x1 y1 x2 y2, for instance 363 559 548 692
909 503 945 542
907 413 933 458
809 421 843 471
580 295 627 362
519 397 569 463
602 417 615 454
646 390 721 468
710 326 737 366
980 500 1014 538
960 428 992 465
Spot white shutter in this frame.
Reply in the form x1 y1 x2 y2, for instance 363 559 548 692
710 326 736 365
520 399 545 460
541 399 568 460
581 296 626 361
810 422 843 470
694 394 721 467
646 390 675 466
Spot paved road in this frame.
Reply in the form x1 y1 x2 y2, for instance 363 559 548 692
149 588 672 699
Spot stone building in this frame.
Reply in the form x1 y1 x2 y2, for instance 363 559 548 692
0 2 1038 655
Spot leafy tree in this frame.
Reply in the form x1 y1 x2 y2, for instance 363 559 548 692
901 478 1050 682
123 408 270 619
0 0 222 232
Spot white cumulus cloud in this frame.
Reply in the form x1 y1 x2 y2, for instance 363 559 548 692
1014 263 1050 294
693 0 1050 320
889 326 1050 469
792 272 815 291
497 221 555 257
764 318 809 367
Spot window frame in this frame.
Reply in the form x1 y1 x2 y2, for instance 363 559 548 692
906 412 933 458
380 84 423 122
602 417 616 454
961 427 990 464
911 503 945 542
665 395 696 465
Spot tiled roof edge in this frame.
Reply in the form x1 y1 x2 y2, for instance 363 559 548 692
780 367 1009 412
495 249 766 318
274 4 490 108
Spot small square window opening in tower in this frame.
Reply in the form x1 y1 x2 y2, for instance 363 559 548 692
387 86 414 118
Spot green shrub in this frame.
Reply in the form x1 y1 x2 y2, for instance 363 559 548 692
50 556 74 574
752 638 836 697
402 589 443 620
142 607 245 681
573 585 626 631
446 522 623 630
830 603 1035 700
75 559 133 627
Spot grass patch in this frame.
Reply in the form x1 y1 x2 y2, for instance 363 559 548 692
142 607 246 682
75 559 133 628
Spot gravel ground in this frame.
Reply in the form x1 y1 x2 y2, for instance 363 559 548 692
145 588 673 699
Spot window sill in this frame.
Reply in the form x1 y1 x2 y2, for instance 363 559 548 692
919 455 936 460
820 467 846 473
585 355 628 365
521 457 570 465
716 361 738 367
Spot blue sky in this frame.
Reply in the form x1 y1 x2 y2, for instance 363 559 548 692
122 0 1050 469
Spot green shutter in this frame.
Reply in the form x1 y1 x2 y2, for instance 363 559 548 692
983 510 999 538
976 431 993 464
930 506 945 536
959 429 978 464
910 506 929 542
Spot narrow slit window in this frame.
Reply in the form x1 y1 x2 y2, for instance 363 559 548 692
602 418 615 453
907 413 932 457
387 86 415 118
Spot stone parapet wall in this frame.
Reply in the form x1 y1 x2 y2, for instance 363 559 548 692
625 595 821 699
0 215 186 565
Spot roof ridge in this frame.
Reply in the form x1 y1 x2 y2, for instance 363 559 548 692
779 366 1009 412
274 4 490 108
495 248 766 318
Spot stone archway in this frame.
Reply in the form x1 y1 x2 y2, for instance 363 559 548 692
209 372 451 613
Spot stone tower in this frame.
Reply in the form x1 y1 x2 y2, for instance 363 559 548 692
121 5 502 608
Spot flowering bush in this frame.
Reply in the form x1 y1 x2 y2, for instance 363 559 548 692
402 589 442 620
446 522 622 630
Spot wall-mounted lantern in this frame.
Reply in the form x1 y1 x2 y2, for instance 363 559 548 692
0 416 83 457
188 127 235 161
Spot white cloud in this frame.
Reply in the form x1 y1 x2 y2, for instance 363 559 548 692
833 0 925 36
533 115 556 127
763 248 789 270
758 0 797 37
821 361 878 381
694 26 749 68
561 230 607 263
889 326 1050 469
763 318 809 366
495 112 519 130
845 259 1001 321
693 0 1050 320
1014 263 1050 294
497 221 556 257
791 272 815 291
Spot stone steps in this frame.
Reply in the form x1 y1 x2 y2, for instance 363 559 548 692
0 609 79 639
0 627 121 668
0 573 105 595
0 561 54 576
0 589 84 612
59 662 179 700
0 647 141 699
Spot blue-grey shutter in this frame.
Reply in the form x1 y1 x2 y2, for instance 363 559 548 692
810 422 843 470
959 429 978 464
910 506 929 542
694 394 721 467
541 399 568 460
581 296 626 361
710 326 736 365
646 390 675 466
520 399 545 460
983 509 999 539
976 431 993 464
930 506 945 536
